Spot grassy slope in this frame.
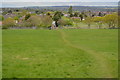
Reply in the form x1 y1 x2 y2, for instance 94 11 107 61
0 29 2 79
60 29 118 77
2 29 118 78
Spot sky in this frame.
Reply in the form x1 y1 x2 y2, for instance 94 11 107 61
0 0 119 7
1 0 120 2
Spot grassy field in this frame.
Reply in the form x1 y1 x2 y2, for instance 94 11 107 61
2 29 118 78
0 29 2 79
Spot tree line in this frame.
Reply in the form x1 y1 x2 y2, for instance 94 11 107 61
1 6 119 29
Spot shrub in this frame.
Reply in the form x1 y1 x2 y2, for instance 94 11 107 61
53 11 63 21
28 15 52 28
0 15 4 21
72 18 81 23
103 13 118 28
25 14 31 20
93 17 103 29
19 21 33 27
28 15 41 27
74 12 79 17
38 15 52 28
2 18 15 29
59 17 73 26
83 17 93 28
14 16 19 20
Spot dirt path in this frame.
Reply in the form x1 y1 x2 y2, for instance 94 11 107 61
59 30 114 78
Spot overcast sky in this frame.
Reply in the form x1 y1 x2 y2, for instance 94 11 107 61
1 0 119 7
2 0 119 2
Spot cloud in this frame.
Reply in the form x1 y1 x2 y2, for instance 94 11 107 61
2 0 119 2
2 2 118 8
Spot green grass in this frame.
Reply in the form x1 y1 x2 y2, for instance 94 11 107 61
72 22 109 29
2 29 118 78
0 28 2 79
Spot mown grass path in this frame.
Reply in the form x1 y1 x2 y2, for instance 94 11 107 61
59 30 115 78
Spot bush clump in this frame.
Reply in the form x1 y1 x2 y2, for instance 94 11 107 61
59 17 73 26
28 15 52 28
2 18 15 29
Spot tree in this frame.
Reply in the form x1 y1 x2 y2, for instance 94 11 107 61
20 10 28 16
84 14 88 19
8 10 12 14
20 21 33 28
83 17 93 29
70 13 74 17
2 11 7 15
72 18 81 27
68 6 73 17
81 12 87 19
103 13 118 28
14 16 19 20
79 14 84 21
28 15 52 28
46 12 51 16
68 6 73 14
28 15 40 27
25 14 31 20
52 11 63 22
0 15 4 21
118 15 120 28
35 10 40 14
2 18 15 29
74 12 79 17
15 9 19 12
38 15 52 28
98 12 103 17
59 17 73 26
93 17 103 29
14 16 19 24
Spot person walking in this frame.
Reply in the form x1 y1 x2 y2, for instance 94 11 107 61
52 21 56 29
55 21 59 29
